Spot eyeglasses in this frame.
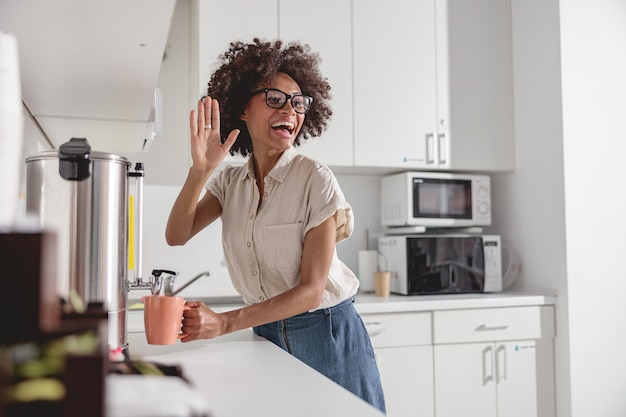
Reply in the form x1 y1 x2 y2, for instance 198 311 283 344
251 88 313 114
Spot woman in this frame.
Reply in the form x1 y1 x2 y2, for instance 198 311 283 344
166 38 385 413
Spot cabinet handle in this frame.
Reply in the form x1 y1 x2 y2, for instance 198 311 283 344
496 344 507 383
475 323 510 332
426 133 435 164
437 133 447 164
482 345 494 386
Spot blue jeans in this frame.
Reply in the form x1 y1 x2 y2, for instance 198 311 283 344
253 298 386 414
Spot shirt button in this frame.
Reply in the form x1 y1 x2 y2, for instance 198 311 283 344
265 177 272 183
263 191 268 197
249 214 254 219
246 242 252 247
252 270 258 276
259 296 266 301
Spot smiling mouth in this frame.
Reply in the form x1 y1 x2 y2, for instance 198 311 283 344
271 121 295 135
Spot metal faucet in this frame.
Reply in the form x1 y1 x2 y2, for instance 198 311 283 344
163 270 211 296
128 268 175 295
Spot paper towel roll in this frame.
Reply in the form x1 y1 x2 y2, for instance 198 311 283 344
0 32 24 229
358 250 378 293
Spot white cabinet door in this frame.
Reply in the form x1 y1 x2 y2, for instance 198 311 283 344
496 341 539 417
375 345 434 417
353 0 514 171
193 0 278 166
353 0 437 168
435 342 497 417
434 340 539 417
362 312 434 417
280 0 354 167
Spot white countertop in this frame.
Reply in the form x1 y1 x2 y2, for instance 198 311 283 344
126 332 384 417
352 290 557 314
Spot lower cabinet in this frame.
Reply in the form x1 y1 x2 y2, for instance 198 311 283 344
433 306 556 417
435 340 539 417
360 305 555 417
361 312 434 417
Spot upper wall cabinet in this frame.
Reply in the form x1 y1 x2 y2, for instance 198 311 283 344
353 0 515 171
0 0 176 153
353 0 438 170
193 0 514 172
193 0 353 167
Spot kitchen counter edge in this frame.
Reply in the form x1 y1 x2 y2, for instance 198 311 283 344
352 291 557 314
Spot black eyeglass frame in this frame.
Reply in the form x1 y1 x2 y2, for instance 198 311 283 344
251 88 313 114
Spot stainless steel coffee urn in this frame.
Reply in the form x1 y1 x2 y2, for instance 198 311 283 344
25 138 144 353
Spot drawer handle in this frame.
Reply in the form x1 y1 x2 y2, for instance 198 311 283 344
475 324 510 331
367 328 387 337
364 321 386 337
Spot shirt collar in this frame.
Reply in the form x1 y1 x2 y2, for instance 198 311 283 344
244 147 297 183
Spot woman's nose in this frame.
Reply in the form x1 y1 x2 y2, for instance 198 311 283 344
279 100 296 114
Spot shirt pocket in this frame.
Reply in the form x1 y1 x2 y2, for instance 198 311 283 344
263 223 303 278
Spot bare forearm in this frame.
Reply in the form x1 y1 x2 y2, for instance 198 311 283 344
165 167 213 245
221 283 324 334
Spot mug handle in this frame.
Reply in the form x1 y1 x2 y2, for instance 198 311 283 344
179 304 192 338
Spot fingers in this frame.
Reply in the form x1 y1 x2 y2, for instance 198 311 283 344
180 333 197 343
201 97 210 130
222 129 240 153
198 98 207 134
189 109 198 135
180 304 222 340
184 300 204 309
190 98 212 135
189 97 238 153
199 97 217 132
205 97 216 130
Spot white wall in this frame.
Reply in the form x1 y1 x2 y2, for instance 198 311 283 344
560 0 626 415
491 0 571 415
493 0 626 416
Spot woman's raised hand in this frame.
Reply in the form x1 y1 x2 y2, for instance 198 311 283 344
189 97 239 175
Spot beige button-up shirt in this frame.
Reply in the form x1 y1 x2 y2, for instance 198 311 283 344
207 147 359 310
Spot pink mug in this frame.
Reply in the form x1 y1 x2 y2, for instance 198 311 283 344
143 295 188 345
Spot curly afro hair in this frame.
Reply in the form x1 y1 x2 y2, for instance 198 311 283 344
206 38 332 157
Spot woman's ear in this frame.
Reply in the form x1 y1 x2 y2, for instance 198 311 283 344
240 111 247 121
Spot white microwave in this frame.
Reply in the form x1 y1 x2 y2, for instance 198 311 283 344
378 234 503 295
381 171 491 228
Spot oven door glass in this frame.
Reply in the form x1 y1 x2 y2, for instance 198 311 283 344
406 237 485 294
